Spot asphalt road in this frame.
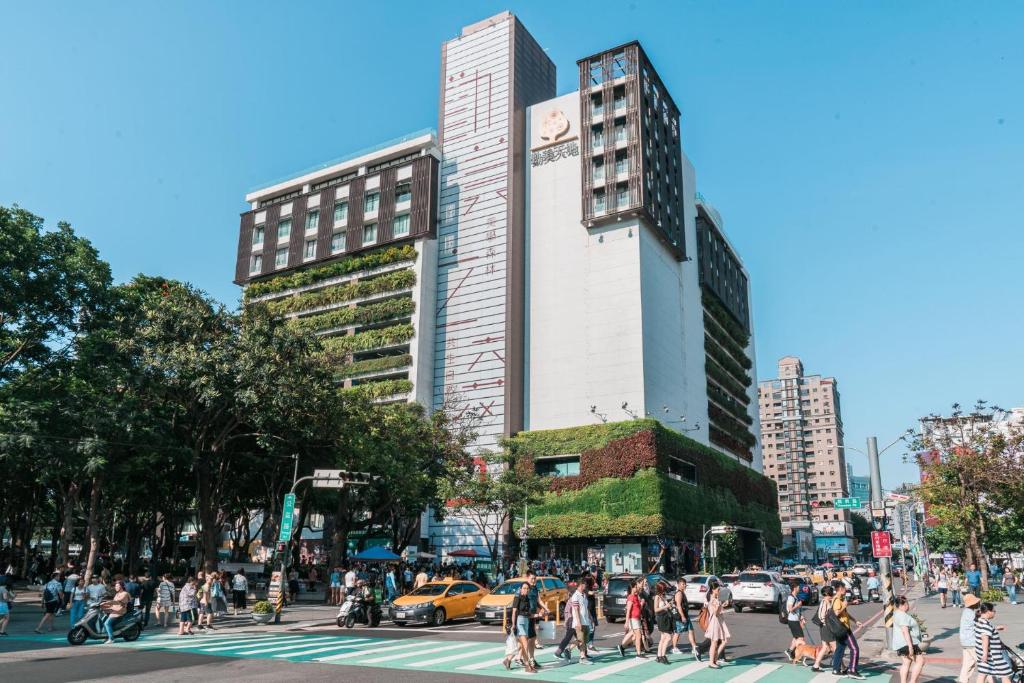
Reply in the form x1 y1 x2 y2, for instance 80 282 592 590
0 595 898 682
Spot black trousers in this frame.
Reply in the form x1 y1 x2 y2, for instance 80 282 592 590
140 600 152 627
557 624 577 652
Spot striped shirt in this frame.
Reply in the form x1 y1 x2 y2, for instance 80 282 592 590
974 617 1012 675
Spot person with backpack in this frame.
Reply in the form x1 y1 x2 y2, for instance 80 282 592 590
35 572 64 633
672 576 700 660
828 583 865 679
784 581 807 662
811 585 836 672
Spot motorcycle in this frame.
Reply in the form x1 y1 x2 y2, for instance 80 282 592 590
68 604 143 645
868 587 881 603
849 584 863 605
336 593 381 628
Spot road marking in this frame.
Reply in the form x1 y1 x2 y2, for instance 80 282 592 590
360 641 478 664
139 635 284 649
195 636 311 651
273 640 384 658
638 660 708 683
572 656 653 680
809 674 838 683
316 640 440 662
231 636 347 655
411 644 506 667
719 663 781 682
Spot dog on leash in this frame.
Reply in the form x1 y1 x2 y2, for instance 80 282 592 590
790 643 819 665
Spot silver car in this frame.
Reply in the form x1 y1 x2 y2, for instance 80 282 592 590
730 570 787 612
681 574 733 609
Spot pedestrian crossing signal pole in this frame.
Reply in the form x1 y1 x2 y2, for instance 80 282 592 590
867 437 894 650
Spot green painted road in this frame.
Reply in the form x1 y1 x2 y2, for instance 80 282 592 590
8 632 887 682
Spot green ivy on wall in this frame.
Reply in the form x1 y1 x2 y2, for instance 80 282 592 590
265 269 416 316
246 245 417 298
341 378 413 399
319 323 415 358
289 296 415 333
336 353 412 379
703 313 752 370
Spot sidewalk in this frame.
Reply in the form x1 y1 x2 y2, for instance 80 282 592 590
872 581 1024 681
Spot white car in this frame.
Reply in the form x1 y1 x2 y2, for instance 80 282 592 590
730 571 787 612
852 563 876 576
680 574 732 609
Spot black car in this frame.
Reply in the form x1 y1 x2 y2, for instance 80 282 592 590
601 573 670 623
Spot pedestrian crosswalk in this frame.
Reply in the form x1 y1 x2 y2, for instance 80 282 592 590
11 631 887 682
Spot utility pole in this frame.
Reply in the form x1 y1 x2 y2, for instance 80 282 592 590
867 436 894 649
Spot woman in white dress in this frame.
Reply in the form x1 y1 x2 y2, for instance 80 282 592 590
704 583 731 668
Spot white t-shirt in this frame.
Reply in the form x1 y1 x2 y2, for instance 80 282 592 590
86 583 107 604
786 594 802 621
344 571 356 589
569 590 592 627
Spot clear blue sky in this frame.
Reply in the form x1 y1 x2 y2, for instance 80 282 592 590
3 2 1022 489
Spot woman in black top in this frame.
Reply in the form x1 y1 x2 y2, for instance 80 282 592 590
504 583 536 673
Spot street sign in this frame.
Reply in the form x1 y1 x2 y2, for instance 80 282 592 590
312 478 345 488
886 492 911 502
870 504 887 519
870 530 893 558
710 525 735 534
278 493 296 542
942 551 959 567
834 497 862 509
314 469 343 479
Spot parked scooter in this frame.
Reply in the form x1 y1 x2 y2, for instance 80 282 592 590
68 605 142 645
336 593 381 628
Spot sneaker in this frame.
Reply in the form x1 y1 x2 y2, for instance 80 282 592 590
847 673 866 680
811 666 823 672
635 653 649 659
831 671 845 677
693 648 701 661
618 645 626 658
579 658 594 665
531 660 542 669
561 650 571 661
589 644 601 652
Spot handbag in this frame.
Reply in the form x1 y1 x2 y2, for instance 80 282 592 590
811 606 823 627
825 608 849 640
504 633 518 656
697 605 710 631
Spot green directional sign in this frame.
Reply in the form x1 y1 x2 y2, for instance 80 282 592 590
278 493 296 541
834 497 862 509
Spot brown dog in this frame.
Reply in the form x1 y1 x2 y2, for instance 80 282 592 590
791 643 819 665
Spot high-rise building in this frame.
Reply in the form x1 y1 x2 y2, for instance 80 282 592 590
758 356 855 557
233 11 775 564
845 463 871 519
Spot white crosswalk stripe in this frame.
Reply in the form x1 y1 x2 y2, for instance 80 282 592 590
315 640 440 663
410 644 506 667
809 674 838 683
640 660 709 683
196 636 311 651
231 636 349 655
141 635 282 649
720 663 782 682
273 640 384 658
359 641 479 664
572 655 654 680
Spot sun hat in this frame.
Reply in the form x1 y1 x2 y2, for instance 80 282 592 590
963 594 981 608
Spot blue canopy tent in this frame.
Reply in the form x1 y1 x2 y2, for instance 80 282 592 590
351 546 401 562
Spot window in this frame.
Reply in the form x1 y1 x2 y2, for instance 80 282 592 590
305 209 319 232
592 160 604 182
331 231 346 254
304 239 316 260
535 456 580 477
392 214 410 237
249 253 262 273
395 183 412 203
667 456 697 484
274 247 288 268
589 60 603 86
251 225 264 246
362 222 377 245
611 52 627 79
364 192 379 213
593 190 606 213
615 153 628 176
592 94 603 116
615 123 627 142
333 201 348 225
276 218 291 240
616 185 629 207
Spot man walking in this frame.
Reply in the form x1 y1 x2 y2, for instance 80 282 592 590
554 580 593 664
965 563 982 596
344 566 357 598
784 581 806 661
672 576 700 660
231 568 248 615
35 572 64 633
139 572 158 628
525 570 550 667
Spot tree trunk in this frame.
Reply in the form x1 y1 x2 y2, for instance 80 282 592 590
290 491 311 567
195 455 219 573
57 482 80 567
82 475 103 582
968 525 988 591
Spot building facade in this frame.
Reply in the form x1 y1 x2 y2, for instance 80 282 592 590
758 356 855 556
846 463 872 519
233 11 775 566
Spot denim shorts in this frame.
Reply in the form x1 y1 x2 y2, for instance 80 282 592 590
674 618 691 633
515 616 531 637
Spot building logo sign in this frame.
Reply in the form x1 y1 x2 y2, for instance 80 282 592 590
531 140 579 167
540 109 570 142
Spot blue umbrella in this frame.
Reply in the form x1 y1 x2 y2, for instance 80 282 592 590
351 546 401 562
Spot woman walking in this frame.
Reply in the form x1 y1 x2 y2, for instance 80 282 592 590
938 570 949 609
1002 570 1018 605
231 569 248 615
974 601 1012 682
69 577 87 626
653 583 673 664
617 581 647 659
950 571 964 609
812 586 837 673
156 574 176 627
893 596 927 683
705 583 731 669
0 581 13 635
177 577 198 636
503 581 536 674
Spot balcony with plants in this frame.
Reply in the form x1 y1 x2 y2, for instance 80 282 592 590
701 287 756 460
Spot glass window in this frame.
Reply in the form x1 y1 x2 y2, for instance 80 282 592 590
274 247 288 268
305 209 319 232
591 94 603 116
589 60 602 86
251 225 264 246
364 192 379 213
392 214 410 237
304 239 316 259
249 253 262 273
615 123 627 142
276 218 291 240
667 456 697 484
592 128 604 149
616 186 629 208
611 52 627 79
615 154 628 176
363 222 377 245
592 160 604 181
395 183 412 203
535 456 580 477
333 201 348 225
330 231 346 254
594 191 606 213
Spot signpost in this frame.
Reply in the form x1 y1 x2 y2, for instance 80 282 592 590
278 493 296 542
871 530 893 558
312 469 347 488
834 497 862 509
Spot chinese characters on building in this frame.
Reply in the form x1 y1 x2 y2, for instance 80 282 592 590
531 140 579 167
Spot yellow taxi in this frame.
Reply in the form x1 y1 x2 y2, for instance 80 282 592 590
390 579 487 626
474 576 569 625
